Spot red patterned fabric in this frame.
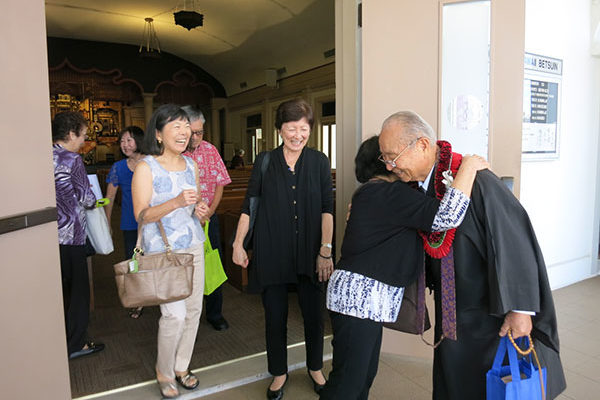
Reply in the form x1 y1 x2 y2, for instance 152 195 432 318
184 141 231 206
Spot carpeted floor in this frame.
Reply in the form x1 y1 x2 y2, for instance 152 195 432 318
69 206 331 398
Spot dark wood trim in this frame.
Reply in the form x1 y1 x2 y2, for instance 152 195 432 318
0 207 57 236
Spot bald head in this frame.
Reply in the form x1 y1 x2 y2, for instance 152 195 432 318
378 111 438 182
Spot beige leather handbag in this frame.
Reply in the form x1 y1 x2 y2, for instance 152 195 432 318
114 212 194 308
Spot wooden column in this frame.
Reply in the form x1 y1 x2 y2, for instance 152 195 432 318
142 92 157 124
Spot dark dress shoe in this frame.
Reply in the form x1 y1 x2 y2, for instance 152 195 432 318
208 317 229 331
266 373 288 400
69 341 105 360
308 370 326 394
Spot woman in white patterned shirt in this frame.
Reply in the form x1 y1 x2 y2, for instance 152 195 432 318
320 136 488 400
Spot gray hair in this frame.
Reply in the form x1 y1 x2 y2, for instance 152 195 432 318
381 111 436 144
181 105 206 124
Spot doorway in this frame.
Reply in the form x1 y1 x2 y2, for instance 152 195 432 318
44 1 336 398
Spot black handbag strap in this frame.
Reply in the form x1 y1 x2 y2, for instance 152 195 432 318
260 151 271 182
134 209 173 254
252 151 270 219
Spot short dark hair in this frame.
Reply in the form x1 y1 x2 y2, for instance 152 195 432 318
119 126 144 154
275 98 314 130
142 104 189 155
355 136 393 183
52 111 88 142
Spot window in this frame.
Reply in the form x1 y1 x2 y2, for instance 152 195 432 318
320 101 336 169
321 121 336 169
246 113 262 163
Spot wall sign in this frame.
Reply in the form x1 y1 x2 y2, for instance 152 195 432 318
522 53 562 160
524 53 563 75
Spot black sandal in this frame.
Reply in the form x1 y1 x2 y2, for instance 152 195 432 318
128 306 143 319
175 372 199 390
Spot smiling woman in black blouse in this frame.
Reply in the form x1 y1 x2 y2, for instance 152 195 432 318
232 98 333 400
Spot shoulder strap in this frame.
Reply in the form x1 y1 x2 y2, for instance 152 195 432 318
261 151 270 176
134 208 172 254
183 154 195 168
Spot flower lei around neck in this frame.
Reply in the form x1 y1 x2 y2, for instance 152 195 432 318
418 140 463 259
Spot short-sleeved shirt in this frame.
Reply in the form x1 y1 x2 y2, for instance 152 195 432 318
53 143 96 245
184 141 231 206
106 159 138 231
140 155 205 253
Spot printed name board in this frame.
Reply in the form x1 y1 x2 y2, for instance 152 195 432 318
524 53 563 76
522 54 562 159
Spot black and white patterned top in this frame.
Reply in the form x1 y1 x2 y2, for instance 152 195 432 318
327 186 469 322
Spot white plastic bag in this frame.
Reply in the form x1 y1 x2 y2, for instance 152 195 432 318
86 206 114 255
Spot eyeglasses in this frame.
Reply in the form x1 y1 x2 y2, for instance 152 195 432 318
378 138 420 168
191 130 204 136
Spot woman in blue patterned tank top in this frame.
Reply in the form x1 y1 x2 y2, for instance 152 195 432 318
132 104 210 399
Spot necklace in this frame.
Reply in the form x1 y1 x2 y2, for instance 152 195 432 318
418 140 463 258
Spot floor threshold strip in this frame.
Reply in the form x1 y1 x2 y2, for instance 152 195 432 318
75 335 333 400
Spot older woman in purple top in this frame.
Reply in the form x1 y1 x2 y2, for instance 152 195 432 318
52 111 105 359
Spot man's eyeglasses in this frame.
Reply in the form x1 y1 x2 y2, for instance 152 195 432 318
191 130 204 136
378 137 420 168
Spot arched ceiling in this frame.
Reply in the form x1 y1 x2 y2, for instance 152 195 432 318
45 0 335 96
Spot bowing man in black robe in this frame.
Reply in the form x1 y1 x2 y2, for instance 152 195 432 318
379 111 566 400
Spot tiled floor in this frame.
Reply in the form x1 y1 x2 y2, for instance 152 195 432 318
89 276 600 399
204 276 600 400
202 355 433 400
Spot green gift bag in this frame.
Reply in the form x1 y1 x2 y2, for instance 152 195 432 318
204 220 228 295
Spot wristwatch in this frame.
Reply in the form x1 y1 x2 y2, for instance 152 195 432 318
321 243 332 249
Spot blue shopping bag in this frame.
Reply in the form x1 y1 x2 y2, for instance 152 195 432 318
486 335 547 400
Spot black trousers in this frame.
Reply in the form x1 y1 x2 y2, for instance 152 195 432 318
261 275 324 375
122 229 138 259
59 244 90 355
320 312 383 400
205 214 224 321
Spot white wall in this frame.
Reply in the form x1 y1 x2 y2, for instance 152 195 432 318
520 0 600 288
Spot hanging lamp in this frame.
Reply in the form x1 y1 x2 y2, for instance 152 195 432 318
139 17 161 58
174 0 204 30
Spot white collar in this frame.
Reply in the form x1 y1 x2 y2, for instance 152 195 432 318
419 165 436 191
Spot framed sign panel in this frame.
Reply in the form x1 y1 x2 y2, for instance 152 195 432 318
522 53 562 160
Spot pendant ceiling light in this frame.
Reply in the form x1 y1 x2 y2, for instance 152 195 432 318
139 17 161 58
174 0 204 30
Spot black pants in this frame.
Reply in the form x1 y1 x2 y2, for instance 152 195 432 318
320 312 383 400
122 229 138 259
262 275 324 376
205 214 224 322
59 244 90 355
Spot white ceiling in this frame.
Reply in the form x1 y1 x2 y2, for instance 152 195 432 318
45 0 335 96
